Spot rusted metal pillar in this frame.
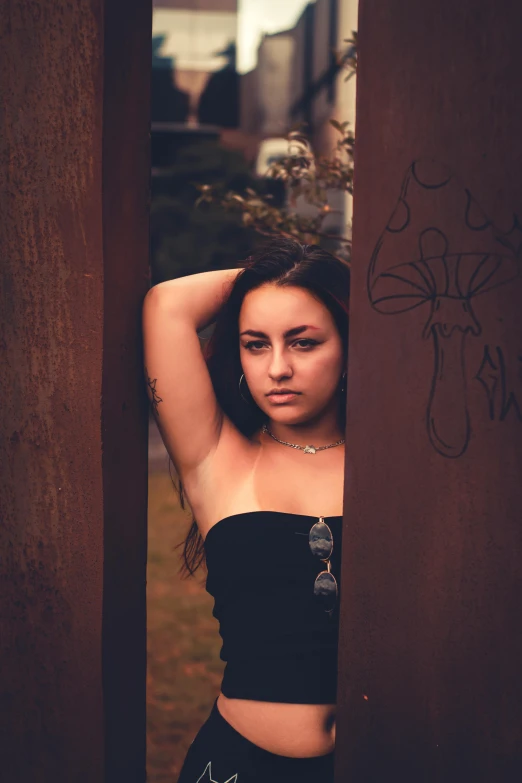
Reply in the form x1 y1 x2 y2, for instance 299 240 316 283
0 1 151 781
336 2 522 781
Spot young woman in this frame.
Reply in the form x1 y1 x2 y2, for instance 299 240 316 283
142 238 350 783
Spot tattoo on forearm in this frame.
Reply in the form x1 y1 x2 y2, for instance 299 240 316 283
145 368 163 416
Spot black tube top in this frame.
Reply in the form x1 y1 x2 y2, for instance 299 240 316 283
203 511 342 704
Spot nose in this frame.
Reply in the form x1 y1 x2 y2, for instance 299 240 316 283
268 348 293 379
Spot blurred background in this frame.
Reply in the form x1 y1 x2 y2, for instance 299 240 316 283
147 1 357 779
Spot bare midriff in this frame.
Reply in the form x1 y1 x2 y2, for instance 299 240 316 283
216 693 336 757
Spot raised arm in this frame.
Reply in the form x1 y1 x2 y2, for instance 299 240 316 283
142 268 242 481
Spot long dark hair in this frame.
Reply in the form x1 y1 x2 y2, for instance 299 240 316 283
171 237 351 582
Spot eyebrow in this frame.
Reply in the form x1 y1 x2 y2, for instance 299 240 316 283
239 325 319 339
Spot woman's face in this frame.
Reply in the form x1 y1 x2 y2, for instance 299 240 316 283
238 283 345 424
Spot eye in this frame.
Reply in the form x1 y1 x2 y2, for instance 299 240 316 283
294 339 317 349
243 339 318 351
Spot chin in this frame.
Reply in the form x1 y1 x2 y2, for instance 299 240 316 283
270 410 311 424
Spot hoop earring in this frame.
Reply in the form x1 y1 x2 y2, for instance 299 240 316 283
239 373 252 404
340 370 347 394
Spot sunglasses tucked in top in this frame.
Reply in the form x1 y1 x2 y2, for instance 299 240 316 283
308 517 339 616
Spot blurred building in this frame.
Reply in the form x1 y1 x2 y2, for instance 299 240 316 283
241 1 356 148
241 30 295 138
152 0 238 126
291 0 357 155
240 0 358 239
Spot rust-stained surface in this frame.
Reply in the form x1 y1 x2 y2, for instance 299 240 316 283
337 2 522 781
0 0 151 780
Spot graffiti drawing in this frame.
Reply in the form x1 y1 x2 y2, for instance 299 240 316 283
367 158 522 458
475 344 522 422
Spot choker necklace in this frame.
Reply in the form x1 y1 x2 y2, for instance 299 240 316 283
261 423 345 454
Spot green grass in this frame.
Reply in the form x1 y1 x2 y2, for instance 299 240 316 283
146 472 225 781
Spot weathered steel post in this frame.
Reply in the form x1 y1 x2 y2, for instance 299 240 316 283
336 2 522 781
0 1 151 781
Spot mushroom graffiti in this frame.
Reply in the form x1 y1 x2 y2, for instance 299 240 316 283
367 158 522 458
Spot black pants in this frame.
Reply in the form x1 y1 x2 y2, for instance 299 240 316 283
177 697 335 783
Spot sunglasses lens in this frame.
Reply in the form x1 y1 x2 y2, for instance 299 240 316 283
314 572 338 612
309 520 333 559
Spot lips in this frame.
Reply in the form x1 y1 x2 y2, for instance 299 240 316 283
267 392 300 403
266 390 299 396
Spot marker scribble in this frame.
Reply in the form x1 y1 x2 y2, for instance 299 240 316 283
368 158 522 457
475 344 522 422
